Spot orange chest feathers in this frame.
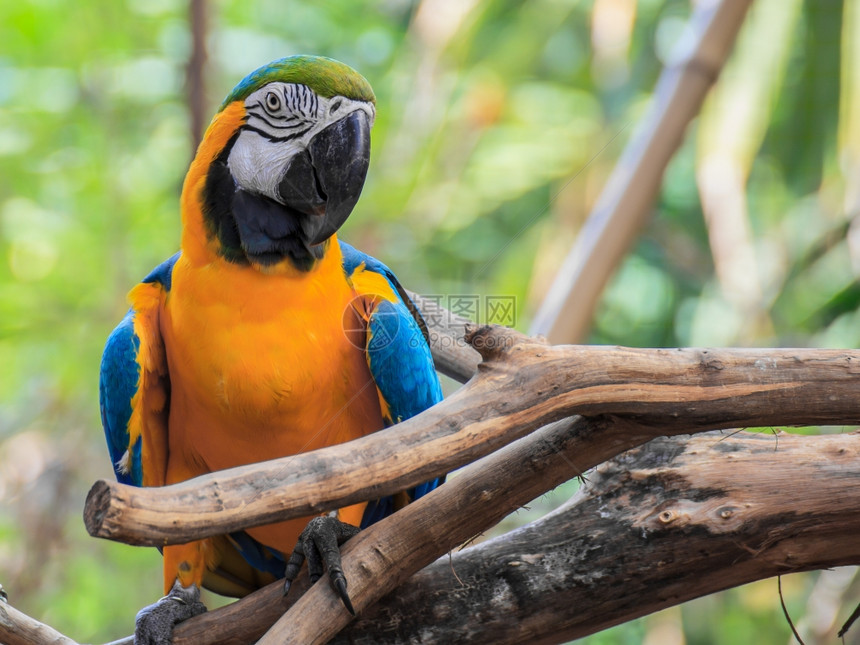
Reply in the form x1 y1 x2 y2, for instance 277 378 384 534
159 252 383 475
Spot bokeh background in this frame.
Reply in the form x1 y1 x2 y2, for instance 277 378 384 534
1 0 859 642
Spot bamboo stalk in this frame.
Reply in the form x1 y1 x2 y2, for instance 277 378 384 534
530 0 754 343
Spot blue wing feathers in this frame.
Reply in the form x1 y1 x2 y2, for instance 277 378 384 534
340 240 443 423
99 310 142 485
99 253 177 487
339 240 376 277
226 532 286 578
359 497 395 528
367 299 442 423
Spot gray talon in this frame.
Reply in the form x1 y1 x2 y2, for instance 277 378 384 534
332 575 355 616
134 580 207 645
282 516 361 615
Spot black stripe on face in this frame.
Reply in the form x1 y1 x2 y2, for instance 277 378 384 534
283 84 318 119
240 123 313 143
246 107 309 131
287 86 299 113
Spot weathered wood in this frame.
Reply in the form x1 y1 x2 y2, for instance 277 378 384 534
146 416 594 645
86 297 860 644
84 326 860 547
531 0 754 343
159 424 860 644
407 290 480 382
168 414 636 644
0 599 79 645
255 416 860 643
329 431 860 644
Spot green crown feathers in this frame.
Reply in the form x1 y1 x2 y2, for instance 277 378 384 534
220 55 375 111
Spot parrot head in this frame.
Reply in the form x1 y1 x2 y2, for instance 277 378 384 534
186 55 376 273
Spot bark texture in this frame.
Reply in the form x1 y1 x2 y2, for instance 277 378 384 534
149 428 860 644
329 431 860 644
0 600 77 645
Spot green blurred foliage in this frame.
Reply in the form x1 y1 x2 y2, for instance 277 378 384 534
0 0 858 642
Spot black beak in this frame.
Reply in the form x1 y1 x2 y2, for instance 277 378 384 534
277 109 371 246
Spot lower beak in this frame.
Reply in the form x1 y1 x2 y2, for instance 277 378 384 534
278 109 371 246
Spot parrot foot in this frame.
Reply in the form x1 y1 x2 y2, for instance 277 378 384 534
134 580 207 645
283 515 361 615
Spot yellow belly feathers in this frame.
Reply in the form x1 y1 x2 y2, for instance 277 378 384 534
161 241 382 551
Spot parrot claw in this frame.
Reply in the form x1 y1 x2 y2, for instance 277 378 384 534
134 580 207 645
283 515 361 615
332 573 356 616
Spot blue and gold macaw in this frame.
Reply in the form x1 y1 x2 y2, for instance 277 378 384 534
99 55 443 641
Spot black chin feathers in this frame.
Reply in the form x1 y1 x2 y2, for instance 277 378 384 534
231 189 325 270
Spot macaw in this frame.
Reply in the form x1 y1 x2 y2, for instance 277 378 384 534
98 55 443 642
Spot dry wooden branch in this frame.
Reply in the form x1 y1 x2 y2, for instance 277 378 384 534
0 599 78 645
155 418 860 644
256 418 860 643
114 414 597 645
84 327 860 547
86 297 860 644
329 430 860 644
531 0 753 343
157 414 638 644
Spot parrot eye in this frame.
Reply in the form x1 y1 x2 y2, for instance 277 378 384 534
264 91 281 112
329 98 343 114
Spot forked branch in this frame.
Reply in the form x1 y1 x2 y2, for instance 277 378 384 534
330 431 860 644
166 424 860 644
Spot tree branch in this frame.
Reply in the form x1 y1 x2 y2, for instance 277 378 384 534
85 299 860 644
329 430 860 644
84 330 860 547
0 599 78 645
84 326 860 549
151 417 858 645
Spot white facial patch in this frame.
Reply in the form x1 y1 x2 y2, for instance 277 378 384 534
227 82 375 203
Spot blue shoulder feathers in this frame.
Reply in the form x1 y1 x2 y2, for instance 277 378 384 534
142 252 180 290
339 241 441 423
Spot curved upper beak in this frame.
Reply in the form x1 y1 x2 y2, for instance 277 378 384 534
277 109 371 246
